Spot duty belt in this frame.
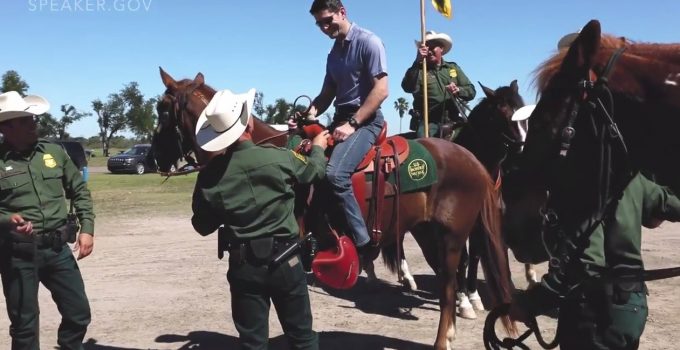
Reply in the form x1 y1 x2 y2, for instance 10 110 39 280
224 235 298 268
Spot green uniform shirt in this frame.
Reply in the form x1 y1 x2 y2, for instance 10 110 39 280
0 140 95 236
519 172 680 316
401 60 475 121
191 140 327 240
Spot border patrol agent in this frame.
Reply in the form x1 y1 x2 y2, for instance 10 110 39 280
191 89 329 350
0 91 95 350
402 30 476 138
510 172 680 349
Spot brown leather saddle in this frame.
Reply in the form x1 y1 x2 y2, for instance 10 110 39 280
293 121 410 245
350 122 409 244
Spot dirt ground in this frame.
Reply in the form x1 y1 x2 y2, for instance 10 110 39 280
1 212 679 350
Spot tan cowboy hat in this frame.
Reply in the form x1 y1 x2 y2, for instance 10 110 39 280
557 30 581 50
512 104 536 122
195 88 255 152
0 91 50 123
415 30 453 55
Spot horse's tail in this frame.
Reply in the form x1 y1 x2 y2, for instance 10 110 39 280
478 181 517 336
381 237 401 274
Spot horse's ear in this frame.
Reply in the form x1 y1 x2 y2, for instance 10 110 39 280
159 67 176 88
194 72 205 86
562 20 601 73
479 82 495 98
510 80 518 93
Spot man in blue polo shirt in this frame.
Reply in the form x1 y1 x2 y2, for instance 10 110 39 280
303 0 389 251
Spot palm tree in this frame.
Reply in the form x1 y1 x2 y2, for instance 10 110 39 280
393 97 409 134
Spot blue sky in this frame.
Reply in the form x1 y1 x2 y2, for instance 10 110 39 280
2 0 679 137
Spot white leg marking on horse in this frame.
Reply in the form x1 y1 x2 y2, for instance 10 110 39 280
447 323 456 349
456 292 477 319
399 259 418 290
468 290 485 311
525 263 539 285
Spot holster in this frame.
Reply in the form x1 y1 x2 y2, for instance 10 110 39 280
217 227 229 259
248 236 275 264
610 281 646 305
58 214 80 244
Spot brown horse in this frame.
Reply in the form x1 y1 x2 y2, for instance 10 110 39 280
503 19 680 265
152 68 515 350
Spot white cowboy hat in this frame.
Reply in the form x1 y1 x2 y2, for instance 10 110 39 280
195 88 256 152
557 30 581 50
414 30 453 55
512 104 536 122
0 91 50 123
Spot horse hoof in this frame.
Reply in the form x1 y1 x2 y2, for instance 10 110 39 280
468 291 485 311
457 305 477 320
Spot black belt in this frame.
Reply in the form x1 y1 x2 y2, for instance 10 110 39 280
335 105 360 117
34 231 63 248
228 236 297 267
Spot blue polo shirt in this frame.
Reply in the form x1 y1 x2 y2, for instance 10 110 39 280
323 23 388 109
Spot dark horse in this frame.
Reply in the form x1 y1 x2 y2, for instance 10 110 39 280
152 68 515 350
503 19 680 267
451 80 537 319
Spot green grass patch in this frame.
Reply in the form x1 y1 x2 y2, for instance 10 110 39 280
87 172 198 219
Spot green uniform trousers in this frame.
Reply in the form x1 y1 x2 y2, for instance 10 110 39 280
1 243 91 350
558 290 647 350
227 253 317 350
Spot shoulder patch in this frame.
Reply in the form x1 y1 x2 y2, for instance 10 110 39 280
43 154 57 168
291 151 308 164
449 68 457 78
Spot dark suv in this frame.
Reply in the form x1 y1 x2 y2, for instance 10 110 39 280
107 144 158 174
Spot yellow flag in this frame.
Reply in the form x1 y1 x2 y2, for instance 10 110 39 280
431 0 452 19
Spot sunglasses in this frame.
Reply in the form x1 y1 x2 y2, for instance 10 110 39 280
426 43 443 51
315 12 337 28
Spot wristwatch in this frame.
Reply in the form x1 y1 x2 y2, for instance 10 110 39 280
348 117 360 128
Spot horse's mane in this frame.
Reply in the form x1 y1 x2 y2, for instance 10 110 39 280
533 34 680 96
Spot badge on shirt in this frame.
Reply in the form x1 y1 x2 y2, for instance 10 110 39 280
449 69 458 78
43 154 57 168
291 151 308 164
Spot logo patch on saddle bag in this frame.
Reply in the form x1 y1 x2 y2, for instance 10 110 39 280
407 159 428 181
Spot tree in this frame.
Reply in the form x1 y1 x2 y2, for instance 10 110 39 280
56 104 91 140
122 83 157 142
394 97 410 133
253 91 265 117
264 98 293 124
1 70 29 95
37 113 60 138
92 82 156 156
92 93 127 157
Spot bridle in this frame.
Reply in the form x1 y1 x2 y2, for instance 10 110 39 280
159 84 210 171
540 46 629 270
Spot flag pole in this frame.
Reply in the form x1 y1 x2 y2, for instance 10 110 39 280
420 0 429 138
